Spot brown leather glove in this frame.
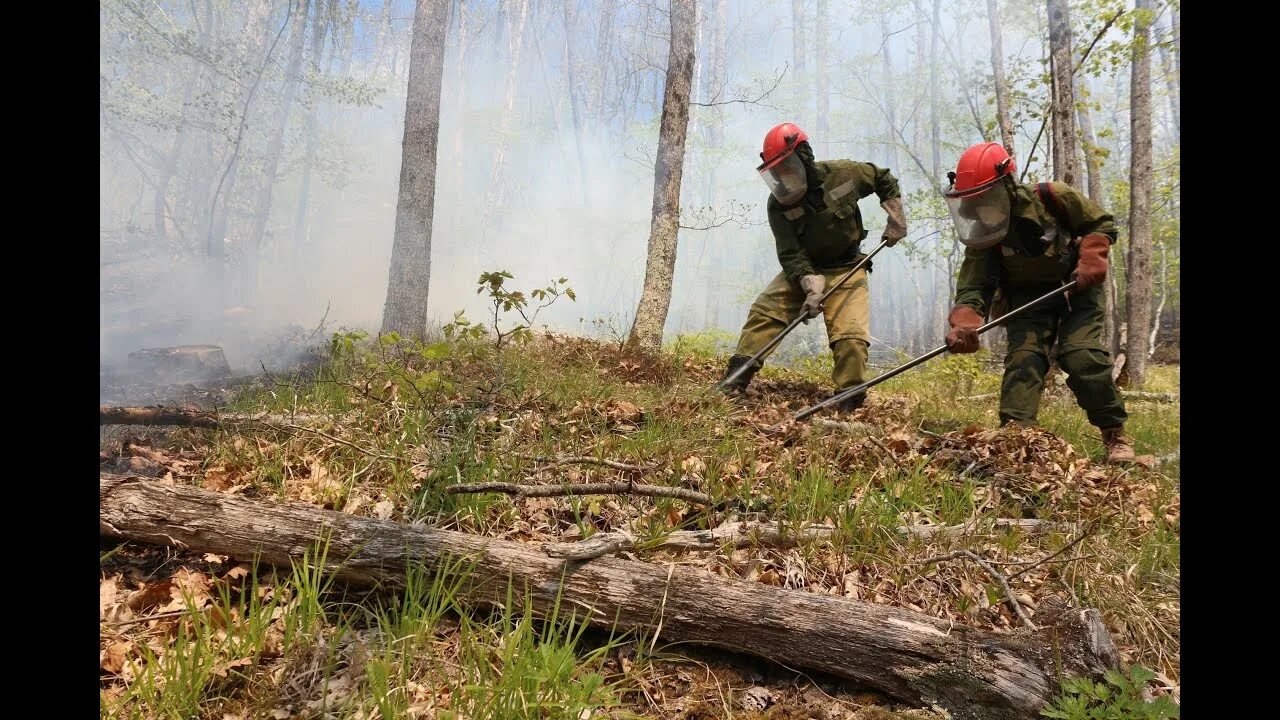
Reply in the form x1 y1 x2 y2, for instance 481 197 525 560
1072 233 1111 290
800 274 826 318
946 305 983 354
881 197 908 247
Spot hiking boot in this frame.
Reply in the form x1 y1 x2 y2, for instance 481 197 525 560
1100 426 1136 465
833 390 866 414
719 354 760 397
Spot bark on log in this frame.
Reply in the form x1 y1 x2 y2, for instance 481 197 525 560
99 475 1119 719
99 406 326 427
100 406 220 428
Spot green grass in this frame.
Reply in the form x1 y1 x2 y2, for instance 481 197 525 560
104 332 1179 718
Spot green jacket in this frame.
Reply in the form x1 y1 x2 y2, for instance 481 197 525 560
954 181 1119 317
767 160 901 283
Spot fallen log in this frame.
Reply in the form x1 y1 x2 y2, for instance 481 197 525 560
99 406 220 428
99 406 326 428
99 475 1119 720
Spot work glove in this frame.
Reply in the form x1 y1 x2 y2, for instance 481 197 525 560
881 197 908 247
1072 233 1111 292
945 304 983 354
800 274 826 319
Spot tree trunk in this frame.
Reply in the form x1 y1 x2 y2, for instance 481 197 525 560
792 0 806 92
480 0 530 241
205 0 281 280
380 0 450 338
592 0 619 126
293 4 331 268
1075 80 1110 348
451 0 469 241
987 0 1016 156
245 0 311 298
815 0 829 153
1125 0 1154 386
627 0 696 352
929 0 941 181
1047 0 1077 185
1149 241 1166 358
701 0 728 331
99 475 1122 720
564 0 591 209
1108 245 1123 360
1158 8 1179 145
880 13 899 172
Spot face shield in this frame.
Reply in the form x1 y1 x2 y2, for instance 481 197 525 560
758 150 808 206
944 176 1013 249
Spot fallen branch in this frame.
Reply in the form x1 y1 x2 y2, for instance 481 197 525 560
1121 391 1178 403
923 549 1037 630
99 475 1121 719
100 405 328 427
958 390 1175 403
542 519 1074 560
521 455 659 472
447 480 714 506
100 405 220 428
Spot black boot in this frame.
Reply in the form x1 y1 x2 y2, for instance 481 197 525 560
833 390 866 413
720 354 760 395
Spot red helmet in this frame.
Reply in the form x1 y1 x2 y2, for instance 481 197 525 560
758 122 809 170
943 142 1018 249
946 142 1016 195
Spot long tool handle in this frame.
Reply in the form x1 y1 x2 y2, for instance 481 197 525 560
776 280 1080 427
716 238 891 390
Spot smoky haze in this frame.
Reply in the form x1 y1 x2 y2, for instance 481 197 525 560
100 0 1172 376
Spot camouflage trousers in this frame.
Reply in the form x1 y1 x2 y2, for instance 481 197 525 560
999 283 1128 429
733 266 870 390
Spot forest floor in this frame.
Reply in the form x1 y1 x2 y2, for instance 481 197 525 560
100 331 1180 719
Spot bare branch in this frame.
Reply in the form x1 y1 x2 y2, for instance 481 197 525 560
446 480 716 506
923 549 1037 630
691 63 787 109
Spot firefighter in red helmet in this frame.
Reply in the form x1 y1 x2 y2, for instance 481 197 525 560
941 141 1135 464
720 123 908 412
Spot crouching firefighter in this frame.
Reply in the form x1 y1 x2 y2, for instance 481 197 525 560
719 122 908 411
940 141 1135 464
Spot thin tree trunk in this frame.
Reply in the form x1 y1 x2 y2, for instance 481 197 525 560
480 0 530 241
1108 241 1123 359
792 0 806 93
929 0 941 181
1047 0 1077 185
380 0 450 338
564 0 591 209
701 0 728 331
880 13 899 171
592 0 619 126
452 0 469 215
1125 0 1154 386
244 0 311 300
1158 8 1179 145
627 0 696 352
1149 241 1166 358
816 0 829 153
293 3 331 269
987 0 1016 156
205 0 288 296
